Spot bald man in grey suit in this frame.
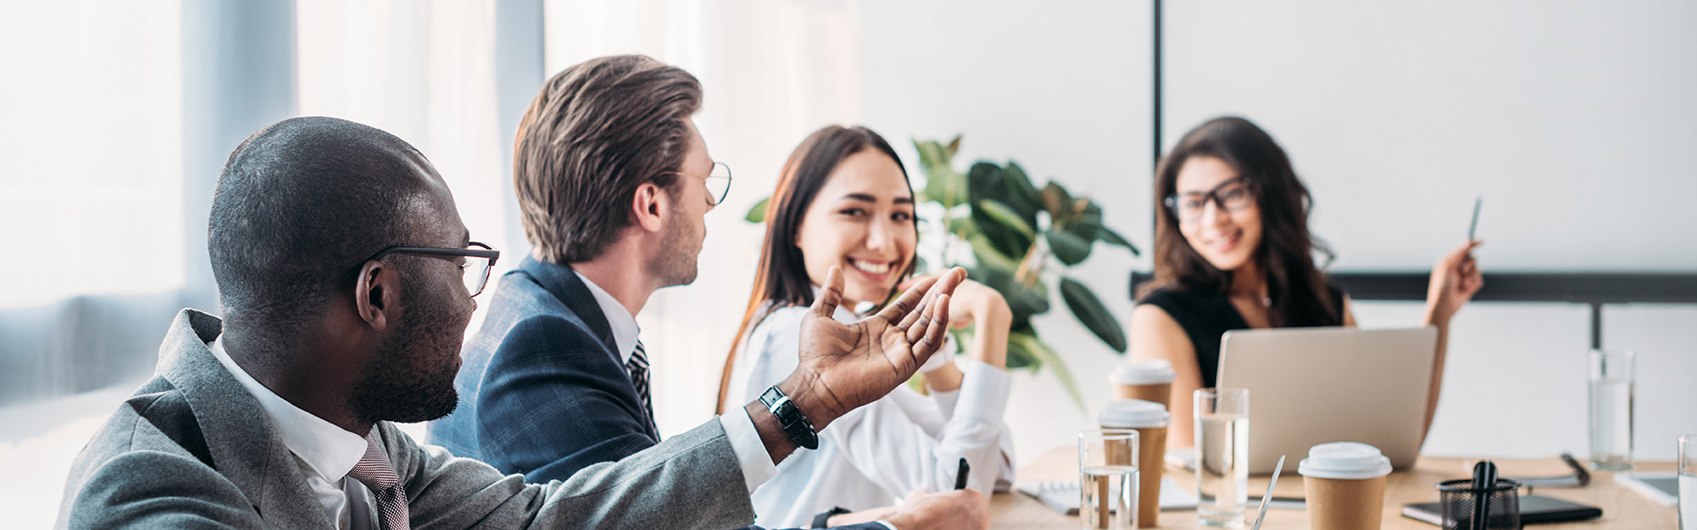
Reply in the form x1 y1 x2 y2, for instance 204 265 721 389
55 116 978 529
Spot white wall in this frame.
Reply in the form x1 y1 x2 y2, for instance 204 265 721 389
857 0 1155 466
1164 1 1697 272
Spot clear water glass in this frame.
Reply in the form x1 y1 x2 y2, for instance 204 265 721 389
1195 387 1250 527
1079 429 1139 530
1587 349 1634 470
1680 435 1695 530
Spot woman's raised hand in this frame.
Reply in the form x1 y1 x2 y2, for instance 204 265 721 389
1425 239 1484 325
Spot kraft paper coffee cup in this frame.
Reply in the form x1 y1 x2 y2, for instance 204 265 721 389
1100 399 1171 528
1110 359 1176 409
1298 442 1394 530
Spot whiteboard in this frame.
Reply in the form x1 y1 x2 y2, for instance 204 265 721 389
1164 2 1697 272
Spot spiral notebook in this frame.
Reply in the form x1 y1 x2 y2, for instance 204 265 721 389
1014 476 1199 515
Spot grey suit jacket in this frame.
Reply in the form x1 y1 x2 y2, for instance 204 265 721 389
56 309 758 529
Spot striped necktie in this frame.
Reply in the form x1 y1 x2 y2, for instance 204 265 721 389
627 340 655 429
347 433 409 530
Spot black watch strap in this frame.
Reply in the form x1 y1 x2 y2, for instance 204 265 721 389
812 506 852 528
759 385 819 450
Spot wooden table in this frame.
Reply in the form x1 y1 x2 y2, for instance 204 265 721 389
990 447 1678 529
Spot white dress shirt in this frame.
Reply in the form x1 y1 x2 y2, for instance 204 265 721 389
208 337 379 530
726 302 1017 528
574 270 778 494
574 271 640 365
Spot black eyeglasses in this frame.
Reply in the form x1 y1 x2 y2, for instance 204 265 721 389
357 242 501 297
1164 178 1254 224
664 161 733 207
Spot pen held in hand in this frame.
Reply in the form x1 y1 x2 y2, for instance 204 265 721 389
954 458 970 490
1468 196 1482 242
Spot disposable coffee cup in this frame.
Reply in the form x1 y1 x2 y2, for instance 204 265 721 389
1298 442 1394 530
1100 399 1171 528
1110 359 1176 409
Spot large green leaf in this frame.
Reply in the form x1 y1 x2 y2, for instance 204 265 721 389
1040 181 1076 222
1011 332 1085 411
1094 225 1140 256
1001 162 1043 219
916 140 968 208
969 257 1048 321
745 196 770 223
1060 277 1127 353
966 232 1020 273
967 162 1007 206
977 199 1034 239
1045 229 1092 266
971 207 1032 259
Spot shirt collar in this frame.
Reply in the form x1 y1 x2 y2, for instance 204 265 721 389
208 337 370 483
575 271 641 364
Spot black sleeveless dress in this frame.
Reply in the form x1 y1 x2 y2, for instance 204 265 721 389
1138 284 1345 388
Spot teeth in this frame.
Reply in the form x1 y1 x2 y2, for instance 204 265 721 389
851 260 891 274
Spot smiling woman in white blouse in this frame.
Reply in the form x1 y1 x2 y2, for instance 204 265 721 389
716 125 1016 528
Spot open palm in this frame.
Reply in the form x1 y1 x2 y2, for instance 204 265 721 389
790 266 963 428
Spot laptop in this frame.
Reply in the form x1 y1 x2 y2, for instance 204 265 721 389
1216 326 1438 475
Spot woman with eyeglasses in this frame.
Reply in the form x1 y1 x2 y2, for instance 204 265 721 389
1133 116 1484 448
716 125 1016 528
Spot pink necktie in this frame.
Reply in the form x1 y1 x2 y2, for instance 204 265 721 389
347 433 410 530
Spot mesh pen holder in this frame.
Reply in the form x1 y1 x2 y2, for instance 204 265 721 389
1436 478 1521 530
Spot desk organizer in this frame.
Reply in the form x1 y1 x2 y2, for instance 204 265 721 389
1436 478 1522 530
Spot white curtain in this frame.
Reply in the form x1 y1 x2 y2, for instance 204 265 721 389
0 1 186 309
542 0 864 436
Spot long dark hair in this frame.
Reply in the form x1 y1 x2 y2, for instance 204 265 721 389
714 125 914 413
1140 116 1339 328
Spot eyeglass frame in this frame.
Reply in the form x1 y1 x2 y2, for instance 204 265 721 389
660 161 733 207
1163 177 1255 223
349 242 502 297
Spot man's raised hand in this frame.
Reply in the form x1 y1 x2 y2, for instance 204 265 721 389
778 266 964 431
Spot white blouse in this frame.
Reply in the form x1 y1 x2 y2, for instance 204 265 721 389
726 302 1016 528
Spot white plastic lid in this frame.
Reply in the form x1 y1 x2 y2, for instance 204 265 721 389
1297 442 1393 479
1110 359 1176 385
1098 399 1171 428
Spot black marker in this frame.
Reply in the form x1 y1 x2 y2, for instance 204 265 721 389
954 458 970 490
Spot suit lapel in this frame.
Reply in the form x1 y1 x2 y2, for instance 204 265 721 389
520 256 658 438
521 255 617 350
155 309 335 528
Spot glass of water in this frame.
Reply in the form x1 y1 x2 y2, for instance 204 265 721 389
1079 429 1139 530
1680 435 1695 530
1195 387 1250 527
1587 349 1634 470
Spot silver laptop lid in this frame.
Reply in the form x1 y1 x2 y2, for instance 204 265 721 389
1217 326 1438 475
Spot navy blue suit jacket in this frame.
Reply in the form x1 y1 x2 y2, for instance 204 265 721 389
430 256 658 481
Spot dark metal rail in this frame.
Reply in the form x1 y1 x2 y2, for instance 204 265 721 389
1130 272 1697 349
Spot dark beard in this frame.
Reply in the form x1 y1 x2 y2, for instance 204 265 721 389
653 213 701 286
348 266 463 425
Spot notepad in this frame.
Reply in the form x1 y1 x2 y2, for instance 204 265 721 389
1015 476 1200 515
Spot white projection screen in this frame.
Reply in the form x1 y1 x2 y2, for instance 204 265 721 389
1162 2 1697 272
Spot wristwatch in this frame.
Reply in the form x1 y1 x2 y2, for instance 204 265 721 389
759 385 819 450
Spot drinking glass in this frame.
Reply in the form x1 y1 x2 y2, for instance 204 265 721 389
1587 349 1634 470
1680 435 1695 530
1079 429 1139 530
1195 387 1250 527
